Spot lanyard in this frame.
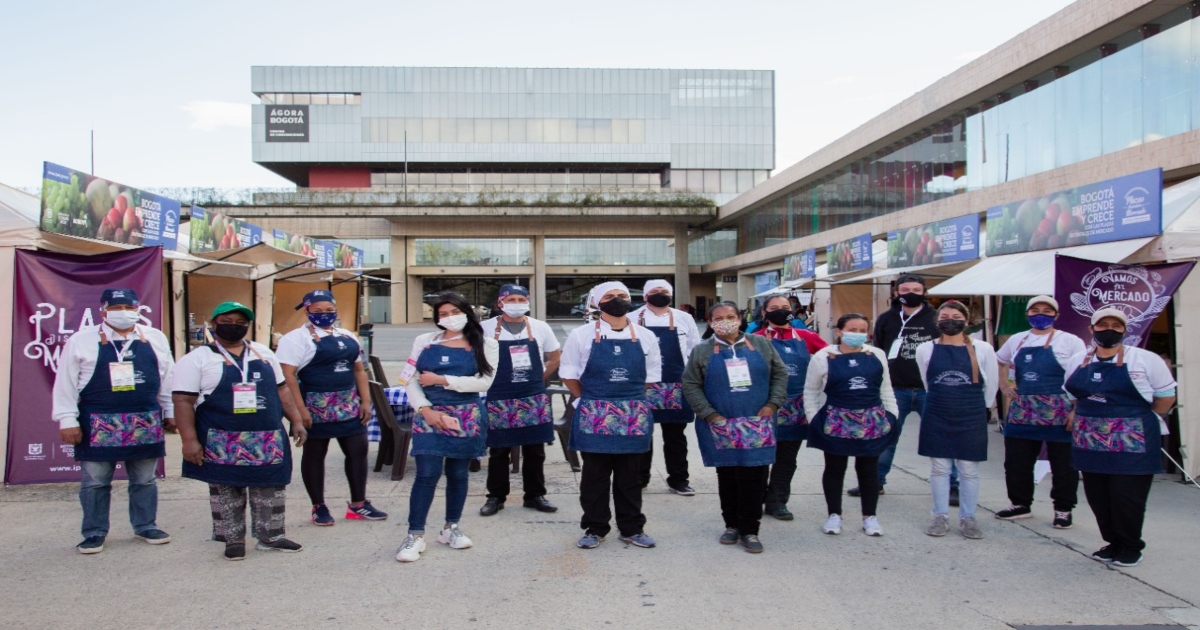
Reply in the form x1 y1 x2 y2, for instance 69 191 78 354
425 332 464 349
896 305 923 341
715 336 749 359
99 324 146 364
306 323 340 342
493 318 533 340
214 341 254 384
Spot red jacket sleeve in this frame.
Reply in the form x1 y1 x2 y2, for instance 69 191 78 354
798 329 828 354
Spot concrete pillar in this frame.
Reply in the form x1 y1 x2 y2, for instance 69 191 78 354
388 236 407 324
405 237 424 323
673 224 691 310
533 236 547 320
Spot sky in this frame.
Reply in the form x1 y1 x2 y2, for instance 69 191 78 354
0 0 1075 190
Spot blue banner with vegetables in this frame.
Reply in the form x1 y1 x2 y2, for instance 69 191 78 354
887 215 980 268
39 162 179 249
783 249 816 282
188 206 264 253
825 233 873 275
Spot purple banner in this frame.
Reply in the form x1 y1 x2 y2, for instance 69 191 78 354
1054 255 1194 348
6 248 165 485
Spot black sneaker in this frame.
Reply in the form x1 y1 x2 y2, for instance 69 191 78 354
523 496 558 513
767 505 794 521
312 504 335 526
719 528 740 545
1112 550 1143 567
468 459 482 472
1052 511 1073 529
224 542 246 561
256 537 303 553
480 497 505 516
847 486 861 497
1091 545 1119 562
76 536 105 555
134 528 172 544
949 487 960 507
669 485 696 497
995 505 1032 520
739 534 764 554
346 500 388 521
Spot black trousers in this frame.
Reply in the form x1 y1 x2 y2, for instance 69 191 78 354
717 465 769 535
823 453 880 517
639 423 690 489
485 443 547 500
579 452 646 538
765 439 803 509
1003 437 1078 511
300 433 369 505
1082 472 1154 553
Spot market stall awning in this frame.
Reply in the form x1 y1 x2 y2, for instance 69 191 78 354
165 250 257 279
929 238 1154 297
192 241 313 266
831 258 982 284
37 231 138 255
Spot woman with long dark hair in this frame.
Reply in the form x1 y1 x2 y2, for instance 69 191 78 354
396 292 498 563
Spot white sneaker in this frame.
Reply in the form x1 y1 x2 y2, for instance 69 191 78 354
822 513 843 535
862 516 883 537
395 534 425 562
437 523 473 549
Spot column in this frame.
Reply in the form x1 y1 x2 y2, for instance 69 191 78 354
533 235 547 320
405 237 424 323
673 224 691 310
388 236 407 324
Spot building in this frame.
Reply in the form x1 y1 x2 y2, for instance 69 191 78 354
215 66 773 321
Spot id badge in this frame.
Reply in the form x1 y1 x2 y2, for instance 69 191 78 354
109 363 135 392
725 358 752 389
397 358 418 385
510 345 532 370
233 383 257 414
887 339 900 360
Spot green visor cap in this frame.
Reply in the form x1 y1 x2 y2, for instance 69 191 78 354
211 301 255 321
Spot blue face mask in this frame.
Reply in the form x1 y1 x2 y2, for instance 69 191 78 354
308 312 338 328
1028 314 1056 330
841 332 868 348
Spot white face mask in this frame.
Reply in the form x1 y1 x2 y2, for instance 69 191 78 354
440 314 468 332
105 310 140 330
502 303 530 318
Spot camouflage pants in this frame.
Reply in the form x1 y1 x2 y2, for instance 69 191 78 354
209 484 286 543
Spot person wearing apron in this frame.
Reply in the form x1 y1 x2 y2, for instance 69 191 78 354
916 300 999 540
804 313 898 537
560 281 662 550
682 302 788 553
172 302 308 561
479 284 561 517
52 288 174 554
633 279 701 496
396 292 498 563
278 290 385 527
1064 308 1177 568
994 295 1085 529
754 294 828 520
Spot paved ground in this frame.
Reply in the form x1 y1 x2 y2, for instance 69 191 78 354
3 322 1199 629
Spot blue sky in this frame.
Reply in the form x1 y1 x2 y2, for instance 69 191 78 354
0 0 1074 189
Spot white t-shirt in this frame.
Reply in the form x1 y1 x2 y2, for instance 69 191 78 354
479 316 561 359
630 306 701 365
1063 345 1177 403
172 342 286 407
559 319 662 382
403 332 499 410
275 324 363 370
51 323 176 429
915 339 1000 408
996 329 1087 378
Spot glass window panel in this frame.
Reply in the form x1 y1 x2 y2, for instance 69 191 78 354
594 119 612 143
612 119 629 143
261 93 275 104
328 94 345 105
310 94 328 105
436 173 453 186
387 118 404 143
600 173 617 186
1101 42 1145 153
348 94 361 105
535 173 552 185
617 173 633 187
293 94 310 104
474 119 491 142
737 170 753 191
414 239 531 266
577 119 594 142
559 119 577 142
721 170 737 193
527 119 543 142
508 119 526 142
551 173 569 186
629 119 645 144
278 93 293 104
456 118 473 143
753 171 768 185
502 173 520 185
634 173 650 187
1142 21 1192 141
543 118 560 142
452 173 469 186
492 118 509 142
485 173 502 185
583 173 601 186
422 118 440 143
686 170 704 190
440 118 458 143
405 118 422 142
384 172 404 185
703 170 720 193
469 172 486 185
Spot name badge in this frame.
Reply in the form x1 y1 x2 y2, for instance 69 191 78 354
233 383 257 414
109 363 135 392
725 358 752 389
397 358 418 385
510 345 532 370
887 339 901 360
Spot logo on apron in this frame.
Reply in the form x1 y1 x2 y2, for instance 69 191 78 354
609 367 629 382
1022 372 1040 381
933 370 973 386
613 346 622 355
848 376 869 390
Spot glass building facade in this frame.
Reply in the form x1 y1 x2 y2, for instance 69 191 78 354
733 5 1200 255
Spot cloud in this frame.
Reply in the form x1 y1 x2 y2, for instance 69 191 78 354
955 50 986 62
825 75 856 85
182 101 251 132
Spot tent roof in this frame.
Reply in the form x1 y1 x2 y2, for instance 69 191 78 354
1129 174 1200 262
0 183 42 248
165 250 257 279
190 240 313 266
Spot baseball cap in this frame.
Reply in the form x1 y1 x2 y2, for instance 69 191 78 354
1027 295 1059 311
212 301 255 321
1090 307 1128 326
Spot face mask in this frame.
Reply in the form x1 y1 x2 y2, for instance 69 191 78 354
841 332 868 348
1028 314 1056 331
104 310 140 330
501 303 530 318
937 319 966 336
711 319 741 337
599 298 632 317
646 293 672 308
214 323 249 343
1093 329 1125 349
896 293 926 308
439 314 468 332
307 312 338 328
764 309 792 326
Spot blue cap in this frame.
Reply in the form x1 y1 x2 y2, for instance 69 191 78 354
296 289 336 310
496 284 529 304
100 289 139 308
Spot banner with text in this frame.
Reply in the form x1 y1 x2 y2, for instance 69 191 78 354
273 229 334 268
987 169 1163 256
888 215 980 268
332 242 364 269
783 249 816 282
755 271 779 297
188 206 265 254
825 233 873 275
39 162 179 250
1054 255 1194 348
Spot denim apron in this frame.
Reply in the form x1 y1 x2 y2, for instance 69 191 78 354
766 327 811 441
485 319 553 448
694 337 776 467
412 334 488 459
807 350 894 457
1004 331 1072 443
918 341 989 462
297 325 365 440
569 321 654 454
75 327 165 462
182 344 291 487
640 310 695 424
1064 347 1163 475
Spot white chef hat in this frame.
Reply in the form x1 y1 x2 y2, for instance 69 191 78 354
590 281 631 308
643 279 673 295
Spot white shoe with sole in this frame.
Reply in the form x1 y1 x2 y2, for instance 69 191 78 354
862 516 883 536
395 534 426 562
822 514 843 535
437 524 473 549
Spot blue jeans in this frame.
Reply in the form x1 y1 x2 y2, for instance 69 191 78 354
931 458 980 518
407 455 470 535
80 459 159 538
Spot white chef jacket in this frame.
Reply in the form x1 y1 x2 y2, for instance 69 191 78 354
630 306 701 365
559 319 662 383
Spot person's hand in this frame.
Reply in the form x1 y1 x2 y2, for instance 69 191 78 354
708 414 727 425
291 422 308 447
300 410 314 429
359 403 373 426
1003 382 1019 399
59 427 82 445
757 406 775 418
1065 411 1076 432
418 371 445 387
421 407 445 429
182 438 204 466
163 417 177 433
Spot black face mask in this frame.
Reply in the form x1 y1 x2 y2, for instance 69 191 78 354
646 293 672 308
764 309 792 326
936 319 966 336
1093 329 1125 349
214 323 250 343
599 298 632 317
896 293 926 308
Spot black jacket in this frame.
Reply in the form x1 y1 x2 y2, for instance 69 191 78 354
873 302 938 390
